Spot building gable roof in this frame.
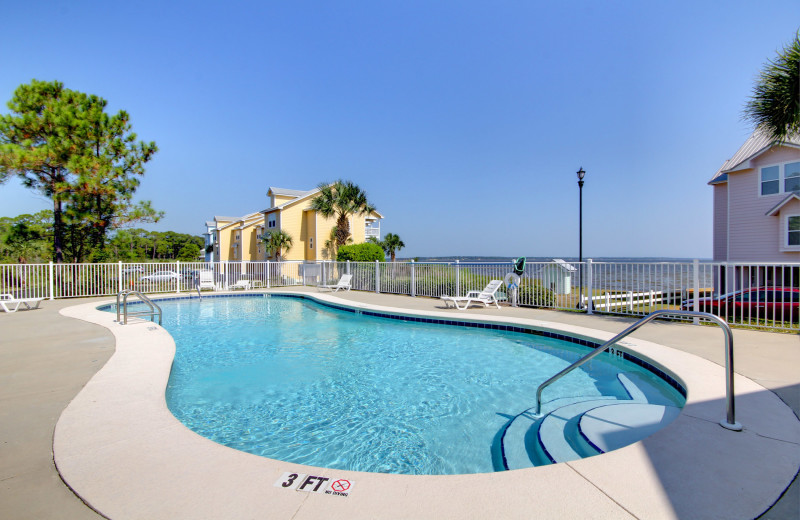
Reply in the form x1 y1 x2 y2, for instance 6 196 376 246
258 185 385 218
267 187 313 198
765 193 800 216
710 129 800 184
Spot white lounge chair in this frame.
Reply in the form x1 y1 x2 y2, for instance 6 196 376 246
0 293 44 313
318 274 352 292
440 280 504 310
229 279 252 291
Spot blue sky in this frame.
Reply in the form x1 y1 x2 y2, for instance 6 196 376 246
1 1 798 258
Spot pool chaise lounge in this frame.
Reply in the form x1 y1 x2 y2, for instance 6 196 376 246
440 279 503 309
229 279 252 290
317 273 352 292
0 293 44 313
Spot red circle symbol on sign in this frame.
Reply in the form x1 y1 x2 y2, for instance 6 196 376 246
331 479 350 492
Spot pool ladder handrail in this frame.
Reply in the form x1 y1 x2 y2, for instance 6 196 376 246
533 309 742 431
116 290 163 325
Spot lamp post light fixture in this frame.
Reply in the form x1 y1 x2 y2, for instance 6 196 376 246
577 167 586 308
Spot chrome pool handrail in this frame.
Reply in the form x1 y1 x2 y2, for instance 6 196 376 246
116 290 162 325
533 309 741 431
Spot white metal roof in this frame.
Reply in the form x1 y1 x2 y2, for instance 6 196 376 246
551 258 577 272
709 129 800 184
267 187 312 198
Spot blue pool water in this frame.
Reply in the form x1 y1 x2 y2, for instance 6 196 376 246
155 295 683 475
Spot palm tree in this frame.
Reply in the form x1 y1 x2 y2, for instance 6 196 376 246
381 233 405 262
744 33 800 142
310 180 376 246
263 230 293 261
323 226 352 259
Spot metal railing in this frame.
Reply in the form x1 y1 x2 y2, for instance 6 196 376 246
1 259 797 330
533 309 741 431
116 290 163 325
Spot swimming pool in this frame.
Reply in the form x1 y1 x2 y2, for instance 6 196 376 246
146 294 685 475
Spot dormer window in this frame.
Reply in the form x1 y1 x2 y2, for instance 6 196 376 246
789 216 800 247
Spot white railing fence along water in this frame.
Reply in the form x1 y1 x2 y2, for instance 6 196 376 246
1 259 797 331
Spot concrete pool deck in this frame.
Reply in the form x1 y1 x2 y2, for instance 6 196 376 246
1 289 799 519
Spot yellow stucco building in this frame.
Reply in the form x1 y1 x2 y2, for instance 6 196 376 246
207 186 382 262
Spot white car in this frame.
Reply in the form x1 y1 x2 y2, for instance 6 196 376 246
122 266 144 276
140 270 180 283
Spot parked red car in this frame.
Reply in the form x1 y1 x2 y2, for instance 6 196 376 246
681 287 799 322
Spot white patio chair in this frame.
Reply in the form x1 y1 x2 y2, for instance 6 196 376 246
317 274 352 292
197 270 217 291
440 280 504 310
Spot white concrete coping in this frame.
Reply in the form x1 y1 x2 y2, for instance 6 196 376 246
55 290 800 520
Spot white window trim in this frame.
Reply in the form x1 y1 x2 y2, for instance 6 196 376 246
759 160 800 197
780 213 800 252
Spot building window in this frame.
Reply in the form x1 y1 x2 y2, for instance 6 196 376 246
761 161 800 196
761 166 780 195
789 216 800 246
785 162 800 192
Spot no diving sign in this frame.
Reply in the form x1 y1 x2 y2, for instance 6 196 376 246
274 472 355 497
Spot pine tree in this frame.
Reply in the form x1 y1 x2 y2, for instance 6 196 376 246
0 80 159 262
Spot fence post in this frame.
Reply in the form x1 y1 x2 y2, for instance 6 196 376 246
266 260 271 289
346 260 350 275
118 261 123 294
176 260 181 293
375 260 380 293
693 259 700 325
410 260 416 297
586 258 593 315
48 261 54 300
456 260 461 297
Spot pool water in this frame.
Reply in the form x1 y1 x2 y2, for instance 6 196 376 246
160 295 683 475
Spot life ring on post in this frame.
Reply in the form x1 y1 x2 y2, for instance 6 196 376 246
503 272 520 290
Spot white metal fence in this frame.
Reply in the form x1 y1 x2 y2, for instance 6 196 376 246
1 259 797 331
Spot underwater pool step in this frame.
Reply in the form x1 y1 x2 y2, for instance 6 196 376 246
502 372 680 469
536 400 614 464
619 371 683 406
501 396 616 470
579 403 682 453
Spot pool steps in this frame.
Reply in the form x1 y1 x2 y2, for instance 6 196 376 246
501 372 683 470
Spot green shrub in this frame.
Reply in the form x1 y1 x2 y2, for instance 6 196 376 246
337 242 386 262
518 280 556 307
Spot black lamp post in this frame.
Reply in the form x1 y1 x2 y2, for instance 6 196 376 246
577 167 586 307
577 167 585 264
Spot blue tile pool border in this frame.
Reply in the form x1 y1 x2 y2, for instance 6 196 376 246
100 292 686 398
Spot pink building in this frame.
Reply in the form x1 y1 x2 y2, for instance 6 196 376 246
710 130 800 288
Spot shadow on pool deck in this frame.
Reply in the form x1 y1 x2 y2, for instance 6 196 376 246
1 289 798 519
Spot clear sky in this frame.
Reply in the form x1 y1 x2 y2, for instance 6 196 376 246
1 1 798 259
